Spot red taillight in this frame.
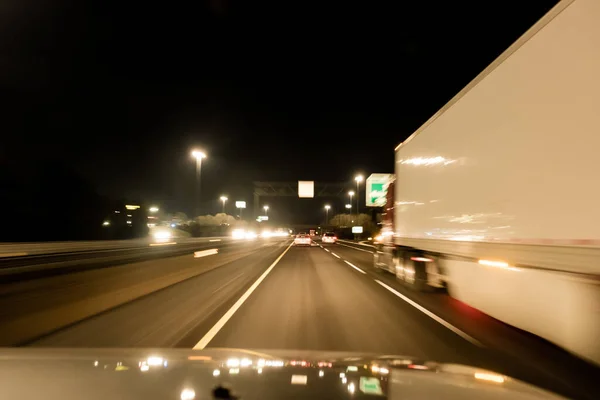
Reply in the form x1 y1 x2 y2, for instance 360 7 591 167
411 256 433 262
408 364 429 370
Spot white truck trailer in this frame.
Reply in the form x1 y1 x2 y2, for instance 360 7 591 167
374 0 600 364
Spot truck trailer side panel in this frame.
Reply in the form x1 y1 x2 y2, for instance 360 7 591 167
392 0 600 364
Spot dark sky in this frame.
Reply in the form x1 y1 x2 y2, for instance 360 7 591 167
1 0 559 221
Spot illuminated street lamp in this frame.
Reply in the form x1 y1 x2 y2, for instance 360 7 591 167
348 191 354 215
191 150 206 159
263 205 269 216
149 206 159 213
354 175 363 216
324 205 331 225
191 150 207 217
220 196 228 213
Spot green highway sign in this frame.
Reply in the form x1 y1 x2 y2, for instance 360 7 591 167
359 377 383 395
365 174 393 207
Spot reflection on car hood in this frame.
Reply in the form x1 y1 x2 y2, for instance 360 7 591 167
0 348 565 399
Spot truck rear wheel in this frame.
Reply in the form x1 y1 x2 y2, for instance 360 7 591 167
374 244 395 273
394 254 404 281
402 253 429 292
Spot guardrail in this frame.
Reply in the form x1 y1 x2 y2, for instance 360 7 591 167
0 237 231 282
0 237 227 258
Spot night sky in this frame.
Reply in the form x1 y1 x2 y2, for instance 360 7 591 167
2 0 559 222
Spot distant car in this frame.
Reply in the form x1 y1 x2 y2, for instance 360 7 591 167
321 232 337 244
294 233 311 246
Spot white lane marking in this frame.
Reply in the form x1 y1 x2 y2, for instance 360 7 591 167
211 272 245 294
193 242 294 349
194 248 219 258
331 252 341 259
324 248 330 252
149 242 177 246
209 239 221 242
344 260 366 274
374 280 483 347
338 239 376 248
337 242 373 254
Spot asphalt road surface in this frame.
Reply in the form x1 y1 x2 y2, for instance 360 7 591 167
2 238 598 399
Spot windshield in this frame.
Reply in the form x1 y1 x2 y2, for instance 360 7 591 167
2 1 598 399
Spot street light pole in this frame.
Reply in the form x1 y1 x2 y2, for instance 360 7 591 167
324 205 330 226
345 204 352 226
264 205 269 217
220 196 228 214
356 181 359 214
196 157 202 217
191 150 206 217
348 190 354 219
355 175 363 222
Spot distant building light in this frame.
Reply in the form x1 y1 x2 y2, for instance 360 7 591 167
125 205 141 210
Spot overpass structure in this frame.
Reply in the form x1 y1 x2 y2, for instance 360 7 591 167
252 181 349 218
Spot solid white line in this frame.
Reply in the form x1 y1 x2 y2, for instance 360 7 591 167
359 241 376 247
338 239 376 248
337 242 373 254
331 252 341 259
193 242 294 349
374 280 483 347
344 260 366 274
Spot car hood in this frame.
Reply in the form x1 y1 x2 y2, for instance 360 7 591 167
0 348 566 399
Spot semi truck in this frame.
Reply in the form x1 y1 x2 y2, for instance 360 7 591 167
373 0 600 365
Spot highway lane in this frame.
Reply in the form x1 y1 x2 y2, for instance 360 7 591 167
317 241 600 399
29 239 291 347
1 238 289 345
7 237 598 398
203 245 484 361
198 241 598 399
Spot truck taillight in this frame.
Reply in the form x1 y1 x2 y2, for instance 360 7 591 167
411 256 433 262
